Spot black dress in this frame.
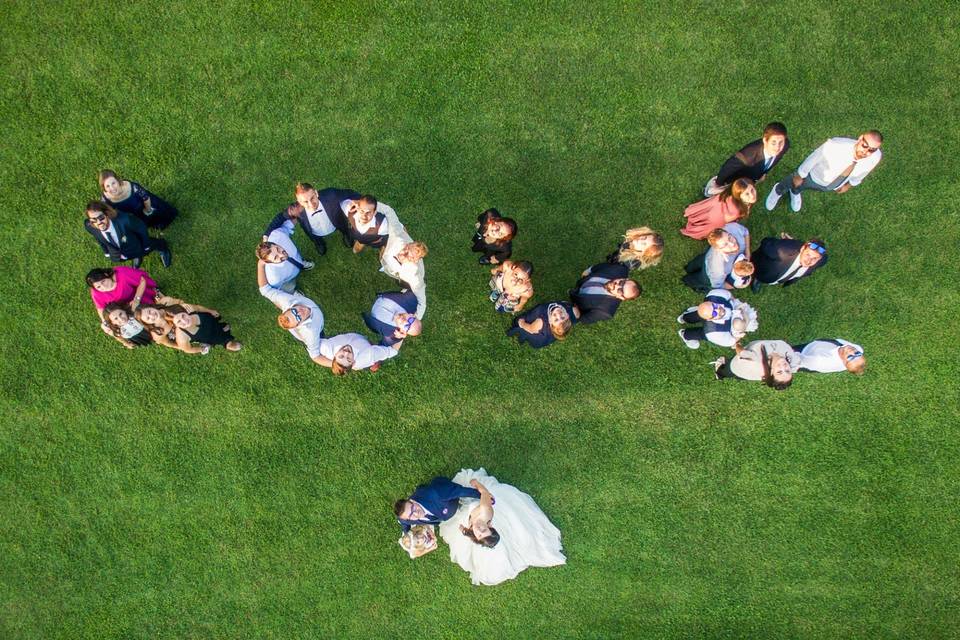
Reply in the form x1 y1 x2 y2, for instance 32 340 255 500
102 180 178 229
506 302 577 349
184 313 234 347
471 210 512 263
118 318 153 347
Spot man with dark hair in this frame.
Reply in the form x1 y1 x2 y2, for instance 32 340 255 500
751 233 828 291
569 262 641 324
84 202 172 268
766 130 883 212
395 476 481 533
343 194 390 252
703 122 790 196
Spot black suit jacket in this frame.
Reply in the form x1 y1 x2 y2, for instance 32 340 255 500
716 138 790 186
362 290 418 346
570 262 629 324
84 212 151 261
753 238 828 286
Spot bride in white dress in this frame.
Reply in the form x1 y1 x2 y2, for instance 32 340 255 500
438 468 565 586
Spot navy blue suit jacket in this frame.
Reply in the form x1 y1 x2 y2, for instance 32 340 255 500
362 290 418 347
398 476 481 533
716 137 790 186
753 238 828 286
84 212 151 261
570 262 629 324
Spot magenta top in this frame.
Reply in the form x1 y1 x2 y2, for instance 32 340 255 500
90 266 158 311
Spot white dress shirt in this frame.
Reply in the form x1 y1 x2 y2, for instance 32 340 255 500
265 224 304 288
799 339 862 373
378 210 426 319
797 137 882 188
304 203 337 237
773 254 809 284
258 285 325 359
317 333 398 371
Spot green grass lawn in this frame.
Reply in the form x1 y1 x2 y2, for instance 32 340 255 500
2 1 959 637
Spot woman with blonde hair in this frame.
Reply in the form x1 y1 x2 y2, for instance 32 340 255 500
98 169 179 229
507 301 580 349
607 226 664 270
681 178 756 240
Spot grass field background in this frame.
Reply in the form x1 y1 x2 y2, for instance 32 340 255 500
2 1 959 637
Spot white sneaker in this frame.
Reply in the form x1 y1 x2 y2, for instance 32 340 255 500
677 314 686 324
303 260 315 270
789 190 802 212
765 186 782 210
679 329 700 349
703 176 723 197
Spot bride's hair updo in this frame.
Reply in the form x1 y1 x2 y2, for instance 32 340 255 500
461 524 500 548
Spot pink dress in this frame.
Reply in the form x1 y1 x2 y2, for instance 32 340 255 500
681 194 741 240
90 266 158 311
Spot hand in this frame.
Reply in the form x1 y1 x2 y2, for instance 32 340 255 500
211 310 220 318
758 174 766 182
791 175 803 188
124 342 135 349
489 256 499 264
261 235 269 242
780 232 793 240
470 479 481 489
837 183 852 194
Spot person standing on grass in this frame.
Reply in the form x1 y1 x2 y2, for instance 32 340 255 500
98 169 179 229
677 288 757 350
750 233 827 292
682 223 749 293
379 216 428 319
84 202 172 268
569 262 641 324
343 194 391 253
362 290 422 347
489 260 535 315
256 224 314 294
472 208 517 265
681 177 756 240
703 122 790 197
256 259 326 364
262 183 357 256
765 130 883 212
794 339 866 375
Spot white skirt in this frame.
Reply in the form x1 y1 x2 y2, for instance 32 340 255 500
439 468 566 586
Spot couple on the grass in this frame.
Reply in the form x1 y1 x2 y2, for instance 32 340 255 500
395 468 565 586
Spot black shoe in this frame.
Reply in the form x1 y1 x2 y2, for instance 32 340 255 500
159 249 172 268
478 256 492 265
132 257 143 269
751 278 761 293
313 238 327 257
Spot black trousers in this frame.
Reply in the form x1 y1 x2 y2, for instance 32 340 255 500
130 236 169 267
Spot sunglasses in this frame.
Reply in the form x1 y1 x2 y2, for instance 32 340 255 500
710 303 725 319
288 307 303 324
845 350 864 362
402 315 416 331
859 139 880 153
807 242 826 255
88 214 107 222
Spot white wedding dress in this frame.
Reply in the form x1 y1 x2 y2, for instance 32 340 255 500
438 468 566 586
